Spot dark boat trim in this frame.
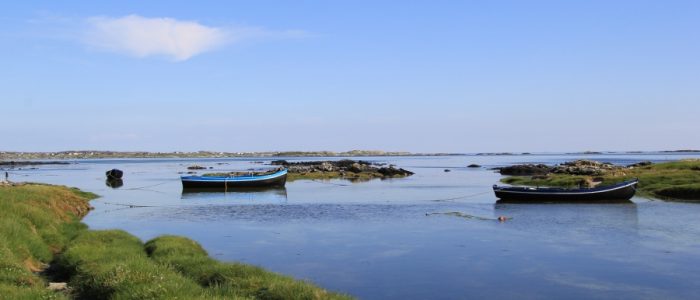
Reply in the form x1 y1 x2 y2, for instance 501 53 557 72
181 169 287 189
493 179 638 202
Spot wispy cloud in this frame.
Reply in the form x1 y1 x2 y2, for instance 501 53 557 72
83 15 307 61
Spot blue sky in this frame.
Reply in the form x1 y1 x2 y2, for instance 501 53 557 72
1 1 698 153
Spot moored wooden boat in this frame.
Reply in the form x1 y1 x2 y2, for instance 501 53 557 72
181 169 287 189
493 179 638 202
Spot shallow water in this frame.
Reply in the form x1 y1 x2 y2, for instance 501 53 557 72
7 153 700 299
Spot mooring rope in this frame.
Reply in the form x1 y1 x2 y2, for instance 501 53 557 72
121 181 171 191
425 190 492 202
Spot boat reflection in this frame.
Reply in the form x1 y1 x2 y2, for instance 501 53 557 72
494 200 639 231
180 187 288 204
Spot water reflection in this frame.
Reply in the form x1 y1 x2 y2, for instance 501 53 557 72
181 187 288 204
105 178 123 188
493 201 639 237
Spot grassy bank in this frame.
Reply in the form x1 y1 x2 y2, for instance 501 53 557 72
1 183 351 299
501 159 700 200
0 183 96 299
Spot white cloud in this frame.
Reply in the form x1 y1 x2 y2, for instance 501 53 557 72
83 15 255 61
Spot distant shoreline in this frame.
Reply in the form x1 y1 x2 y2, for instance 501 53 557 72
1 150 699 161
0 150 465 160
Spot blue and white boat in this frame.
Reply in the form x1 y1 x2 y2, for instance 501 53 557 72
181 169 287 189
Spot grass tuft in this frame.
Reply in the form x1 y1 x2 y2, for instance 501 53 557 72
145 235 352 299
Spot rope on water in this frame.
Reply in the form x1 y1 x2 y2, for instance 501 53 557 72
122 181 171 191
425 191 492 202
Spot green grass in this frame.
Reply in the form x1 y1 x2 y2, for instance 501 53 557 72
1 183 352 299
145 235 352 300
0 184 96 299
56 230 207 300
500 159 700 200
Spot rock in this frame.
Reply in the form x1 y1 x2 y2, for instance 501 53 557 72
378 167 414 177
467 164 481 168
348 163 363 173
444 169 451 172
48 282 67 291
318 162 334 172
187 165 206 170
551 160 615 176
498 164 551 176
270 160 289 166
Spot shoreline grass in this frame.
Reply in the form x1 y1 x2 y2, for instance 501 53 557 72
0 183 96 299
500 159 700 200
1 183 352 299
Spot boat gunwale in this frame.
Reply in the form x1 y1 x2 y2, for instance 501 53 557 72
181 169 288 182
493 179 638 196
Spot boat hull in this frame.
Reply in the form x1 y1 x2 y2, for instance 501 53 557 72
493 180 638 202
181 169 287 190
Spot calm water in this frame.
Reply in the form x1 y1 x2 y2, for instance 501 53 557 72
8 153 700 299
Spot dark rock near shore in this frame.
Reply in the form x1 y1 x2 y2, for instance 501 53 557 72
498 164 551 176
467 164 481 168
187 165 207 170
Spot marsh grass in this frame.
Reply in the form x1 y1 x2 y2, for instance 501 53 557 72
501 160 700 199
56 230 206 300
145 236 352 300
0 184 96 299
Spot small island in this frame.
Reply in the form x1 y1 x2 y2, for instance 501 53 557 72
497 159 700 200
202 159 414 182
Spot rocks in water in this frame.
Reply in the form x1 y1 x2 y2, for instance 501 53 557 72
467 164 481 168
269 159 413 179
551 160 616 176
270 160 289 165
187 165 206 170
498 164 551 176
444 169 451 172
378 167 414 177
499 160 637 176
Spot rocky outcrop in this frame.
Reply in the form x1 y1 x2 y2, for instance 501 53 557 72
270 159 413 178
550 160 616 176
498 160 651 176
497 164 551 176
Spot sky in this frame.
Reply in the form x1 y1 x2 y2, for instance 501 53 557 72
1 1 699 153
